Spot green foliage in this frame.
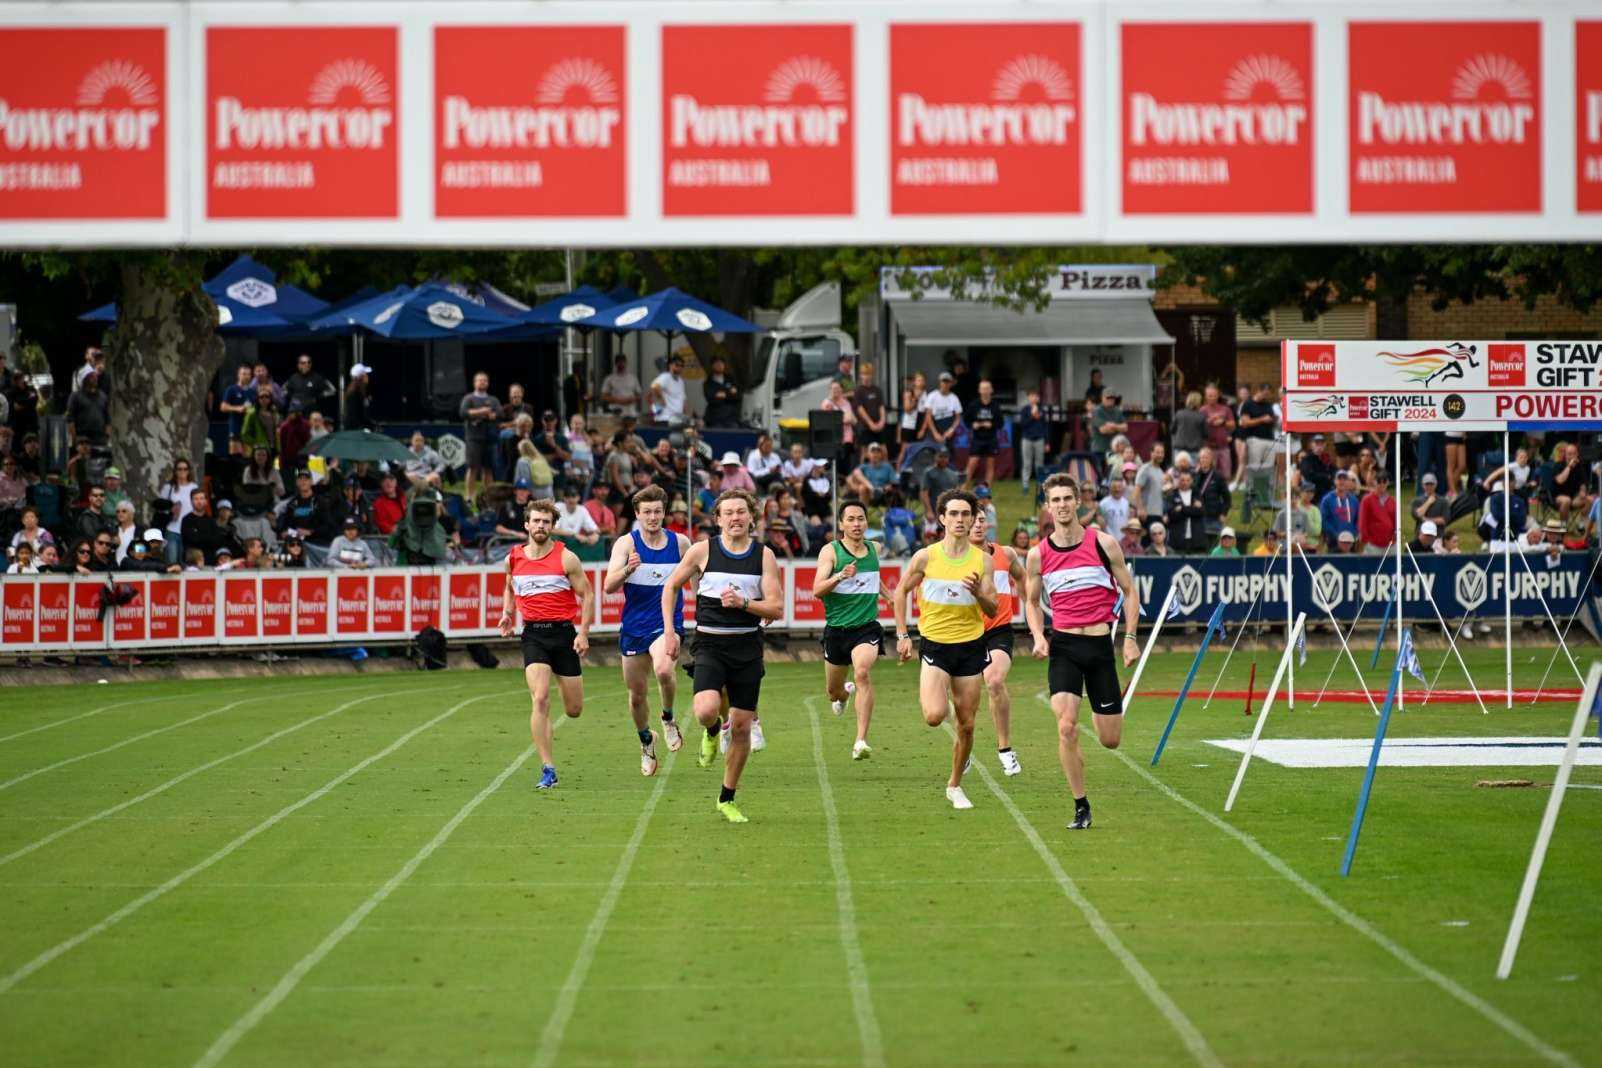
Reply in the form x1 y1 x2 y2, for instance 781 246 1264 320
1161 244 1602 328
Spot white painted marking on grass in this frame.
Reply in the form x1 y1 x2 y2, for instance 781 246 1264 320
948 724 1224 1068
806 698 885 1068
192 743 540 1068
1104 746 1580 1068
0 688 408 868
531 746 676 1068
0 689 512 996
1205 736 1602 769
0 690 247 745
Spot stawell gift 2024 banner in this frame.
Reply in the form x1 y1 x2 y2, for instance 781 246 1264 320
1282 339 1602 431
7 1 1602 246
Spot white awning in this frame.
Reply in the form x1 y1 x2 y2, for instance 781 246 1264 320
888 298 1174 347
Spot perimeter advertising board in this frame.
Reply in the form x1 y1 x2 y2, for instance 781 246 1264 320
1580 21 1602 213
1283 340 1602 430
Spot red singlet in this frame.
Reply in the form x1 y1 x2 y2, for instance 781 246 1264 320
508 542 578 623
1040 530 1117 631
982 543 1015 631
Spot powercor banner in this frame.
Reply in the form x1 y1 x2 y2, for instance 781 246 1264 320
6 2 1602 246
1128 551 1600 633
1120 21 1313 215
0 27 166 219
889 21 1082 216
1282 339 1602 430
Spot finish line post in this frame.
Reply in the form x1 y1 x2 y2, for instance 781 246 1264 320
1150 602 1225 767
1340 628 1409 877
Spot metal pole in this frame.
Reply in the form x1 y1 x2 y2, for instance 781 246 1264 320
1285 431 1294 709
1395 436 1404 711
1504 428 1512 709
560 250 575 423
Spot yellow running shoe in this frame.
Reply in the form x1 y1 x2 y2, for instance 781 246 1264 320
716 800 748 824
698 726 719 769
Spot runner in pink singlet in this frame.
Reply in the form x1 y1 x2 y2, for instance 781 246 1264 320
1024 473 1140 830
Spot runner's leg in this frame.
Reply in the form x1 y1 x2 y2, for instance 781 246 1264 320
825 660 850 704
556 673 583 718
622 653 652 733
526 663 555 766
948 673 982 788
919 662 951 727
849 642 877 745
724 706 754 791
1053 693 1085 798
649 633 678 720
983 648 1013 750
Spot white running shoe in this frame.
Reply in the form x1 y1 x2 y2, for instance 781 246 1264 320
662 717 684 753
852 739 872 760
1459 622 1474 641
751 719 767 752
946 785 974 810
830 698 847 717
641 732 659 777
999 750 1021 776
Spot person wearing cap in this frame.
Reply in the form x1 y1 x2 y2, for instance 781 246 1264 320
717 451 756 493
1098 476 1133 533
1209 526 1241 558
1408 519 1439 556
1088 389 1127 457
1251 527 1280 557
281 469 333 543
1334 529 1357 554
327 516 378 569
213 499 241 555
846 441 896 504
343 361 373 429
495 479 538 540
1320 469 1359 551
129 529 181 573
212 545 239 571
99 466 130 519
918 371 964 445
649 354 688 427
1410 472 1449 527
1358 468 1396 554
1119 516 1145 557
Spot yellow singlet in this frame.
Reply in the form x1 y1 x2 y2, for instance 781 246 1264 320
917 542 985 644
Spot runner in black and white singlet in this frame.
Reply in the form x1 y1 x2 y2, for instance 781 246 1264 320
661 490 783 824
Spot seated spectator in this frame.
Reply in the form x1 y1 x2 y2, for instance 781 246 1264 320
336 480 373 534
1320 471 1360 550
1438 530 1462 554
373 473 405 535
180 547 204 570
6 543 37 574
667 499 691 537
13 432 42 480
585 484 618 539
1147 525 1172 560
881 487 918 557
236 536 275 570
846 442 896 503
515 439 555 499
1119 517 1144 557
1165 471 1208 553
495 383 536 480
0 452 27 513
1410 472 1449 528
718 452 757 493
1099 477 1134 533
802 462 834 524
327 517 378 569
124 536 175 574
69 537 98 574
280 470 334 544
100 467 130 519
1009 526 1033 554
112 500 140 562
240 446 285 502
495 480 536 540
212 499 242 557
1482 447 1534 499
1408 519 1439 556
139 529 172 568
9 505 51 557
781 442 815 493
276 534 308 569
554 486 600 546
1358 470 1396 553
533 410 571 481
1550 442 1591 523
746 433 783 491
920 446 962 518
214 546 239 570
403 431 446 489
765 489 804 559
1251 527 1281 557
35 543 66 573
1209 526 1240 558
1334 529 1357 554
1299 433 1336 501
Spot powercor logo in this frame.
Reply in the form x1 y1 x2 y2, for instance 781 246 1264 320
0 58 161 151
216 58 394 151
1297 343 1336 387
1310 564 1344 612
1487 343 1526 387
1357 53 1534 148
1455 561 1488 612
898 54 1074 147
670 55 848 149
441 57 621 150
1170 565 1203 616
1130 54 1306 147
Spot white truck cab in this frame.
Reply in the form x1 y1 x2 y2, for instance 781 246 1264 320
743 282 858 432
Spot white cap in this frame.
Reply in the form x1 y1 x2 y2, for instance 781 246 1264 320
1219 526 1236 538
143 528 165 542
720 451 741 466
1420 520 1439 537
351 362 373 377
1337 529 1356 542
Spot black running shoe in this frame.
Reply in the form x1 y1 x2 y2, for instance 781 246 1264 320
1068 805 1093 831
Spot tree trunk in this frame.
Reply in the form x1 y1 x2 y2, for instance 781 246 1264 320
105 261 225 512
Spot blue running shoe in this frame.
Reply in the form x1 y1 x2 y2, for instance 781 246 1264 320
536 765 558 790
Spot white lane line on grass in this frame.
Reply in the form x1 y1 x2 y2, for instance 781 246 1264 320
192 742 541 1068
0 689 250 746
0 689 514 997
1103 745 1579 1068
530 746 676 1068
805 698 886 1068
948 723 1224 1068
0 687 414 868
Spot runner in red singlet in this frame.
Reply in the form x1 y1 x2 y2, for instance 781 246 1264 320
1024 473 1139 830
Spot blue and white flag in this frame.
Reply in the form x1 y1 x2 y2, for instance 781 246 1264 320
1112 590 1148 622
1401 629 1426 685
1166 594 1182 621
1296 628 1307 667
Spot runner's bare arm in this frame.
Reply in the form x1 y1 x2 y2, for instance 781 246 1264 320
1023 546 1048 657
743 547 786 622
564 549 593 654
971 562 999 618
1099 530 1141 664
602 533 638 594
661 541 706 637
892 549 928 661
498 550 517 636
811 543 849 597
1006 546 1027 590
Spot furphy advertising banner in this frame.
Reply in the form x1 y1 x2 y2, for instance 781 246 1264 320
6 1 1602 245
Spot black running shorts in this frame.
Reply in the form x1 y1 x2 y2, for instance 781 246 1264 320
982 625 1015 660
1048 631 1122 715
821 622 885 666
692 631 765 711
521 621 582 677
918 635 990 678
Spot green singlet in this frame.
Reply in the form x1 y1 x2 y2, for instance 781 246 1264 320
821 539 881 628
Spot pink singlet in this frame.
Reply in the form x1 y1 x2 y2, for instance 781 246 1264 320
1040 532 1118 630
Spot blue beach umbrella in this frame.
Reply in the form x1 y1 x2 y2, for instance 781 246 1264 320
569 286 760 336
79 254 327 334
308 283 518 340
520 285 618 327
